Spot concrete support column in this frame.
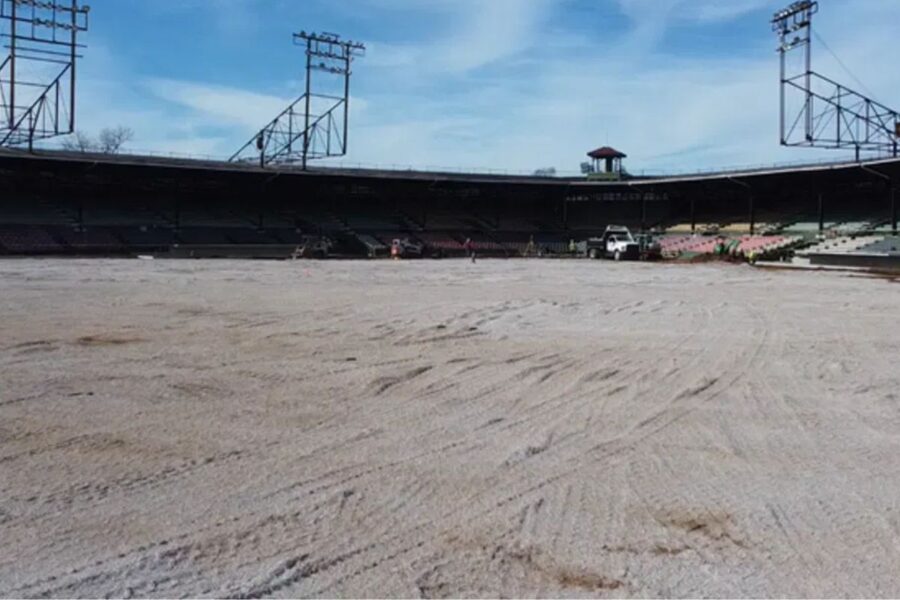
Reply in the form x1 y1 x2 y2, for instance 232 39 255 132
749 194 756 236
690 197 696 234
640 193 647 233
818 192 825 234
891 185 897 235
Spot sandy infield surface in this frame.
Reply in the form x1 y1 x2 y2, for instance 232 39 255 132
1 258 900 598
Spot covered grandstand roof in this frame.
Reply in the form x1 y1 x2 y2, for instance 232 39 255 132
1 147 899 191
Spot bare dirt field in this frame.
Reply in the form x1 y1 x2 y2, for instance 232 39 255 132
2 258 900 598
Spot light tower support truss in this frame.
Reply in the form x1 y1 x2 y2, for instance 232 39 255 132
0 0 90 149
773 1 899 159
230 31 365 169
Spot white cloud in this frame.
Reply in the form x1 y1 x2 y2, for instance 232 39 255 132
434 0 555 72
143 79 290 130
616 0 769 24
610 0 771 60
688 0 771 23
366 0 555 74
138 0 262 35
62 0 900 172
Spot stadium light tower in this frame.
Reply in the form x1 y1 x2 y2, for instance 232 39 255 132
772 1 899 159
230 30 366 169
0 0 91 150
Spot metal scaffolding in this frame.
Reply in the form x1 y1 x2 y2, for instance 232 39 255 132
230 30 365 169
0 0 90 150
773 1 899 159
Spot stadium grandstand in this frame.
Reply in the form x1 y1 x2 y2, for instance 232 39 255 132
0 147 897 267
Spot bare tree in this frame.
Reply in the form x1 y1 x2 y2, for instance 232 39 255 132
61 131 96 153
60 127 133 154
98 126 134 154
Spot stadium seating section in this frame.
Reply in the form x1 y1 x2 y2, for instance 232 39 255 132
799 235 900 257
1 188 897 258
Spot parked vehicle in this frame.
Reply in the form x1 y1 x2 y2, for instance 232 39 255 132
585 226 641 260
391 238 424 259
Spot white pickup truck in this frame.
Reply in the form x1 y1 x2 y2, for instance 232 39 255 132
585 226 641 261
391 238 424 259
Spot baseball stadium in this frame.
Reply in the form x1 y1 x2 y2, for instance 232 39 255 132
2 1 900 598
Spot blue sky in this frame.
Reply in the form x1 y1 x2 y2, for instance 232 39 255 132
61 0 900 173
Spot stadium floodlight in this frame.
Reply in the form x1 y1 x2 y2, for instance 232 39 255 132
772 1 817 24
0 0 90 149
230 30 366 169
771 1 816 50
772 1 899 159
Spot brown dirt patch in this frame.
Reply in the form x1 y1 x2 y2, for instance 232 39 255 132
76 335 146 347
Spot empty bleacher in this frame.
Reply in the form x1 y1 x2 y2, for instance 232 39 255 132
371 232 418 246
81 201 169 226
660 234 798 258
357 234 389 256
735 235 798 255
798 235 884 257
0 225 64 254
856 237 900 256
781 221 836 235
416 232 465 253
291 209 346 233
0 198 74 226
268 229 307 245
464 233 508 254
422 214 473 231
490 232 530 255
345 214 402 231
176 227 233 245
720 223 752 234
496 217 539 232
50 226 126 253
115 226 176 248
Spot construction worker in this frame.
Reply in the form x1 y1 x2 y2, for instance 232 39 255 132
464 238 476 263
525 235 536 257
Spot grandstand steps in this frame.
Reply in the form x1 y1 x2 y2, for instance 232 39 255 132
796 235 884 257
40 198 78 226
468 214 497 231
356 233 390 257
399 213 425 232
325 212 352 232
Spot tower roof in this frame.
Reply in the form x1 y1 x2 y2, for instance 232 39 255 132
587 146 627 159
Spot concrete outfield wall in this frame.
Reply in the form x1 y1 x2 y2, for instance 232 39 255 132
808 252 900 271
168 245 300 259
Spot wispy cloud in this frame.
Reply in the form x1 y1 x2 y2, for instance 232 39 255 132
366 0 555 74
615 0 770 25
144 78 290 129
60 0 900 172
